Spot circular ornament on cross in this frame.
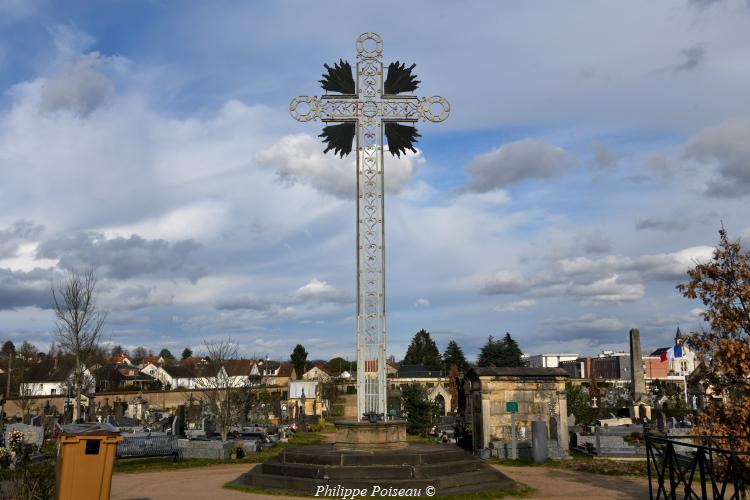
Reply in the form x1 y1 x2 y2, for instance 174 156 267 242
289 96 318 122
420 96 451 122
357 32 383 60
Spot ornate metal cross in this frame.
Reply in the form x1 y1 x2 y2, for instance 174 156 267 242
290 32 450 421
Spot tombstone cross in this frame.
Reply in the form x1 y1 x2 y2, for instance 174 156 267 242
290 33 450 420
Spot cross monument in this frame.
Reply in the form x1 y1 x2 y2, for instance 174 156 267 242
290 32 450 421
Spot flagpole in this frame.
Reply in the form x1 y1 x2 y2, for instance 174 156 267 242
683 373 688 406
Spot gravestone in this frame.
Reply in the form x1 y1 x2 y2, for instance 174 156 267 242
668 417 677 429
202 417 215 437
657 413 666 431
5 423 44 449
29 415 41 427
101 399 112 419
532 421 549 464
567 414 576 427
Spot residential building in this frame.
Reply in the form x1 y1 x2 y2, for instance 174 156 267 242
20 357 95 396
302 364 332 382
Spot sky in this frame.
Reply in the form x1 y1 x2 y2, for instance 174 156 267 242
1 0 749 362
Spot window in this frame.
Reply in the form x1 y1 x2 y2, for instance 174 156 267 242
51 389 56 395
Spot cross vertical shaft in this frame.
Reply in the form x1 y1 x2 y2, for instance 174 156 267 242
289 32 450 422
355 33 387 419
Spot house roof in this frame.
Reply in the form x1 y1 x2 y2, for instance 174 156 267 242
163 365 201 378
111 354 132 364
467 366 569 379
23 356 80 382
140 356 164 366
304 363 331 376
277 363 295 377
224 359 254 376
397 364 443 378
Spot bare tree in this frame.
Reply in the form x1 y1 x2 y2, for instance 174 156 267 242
52 269 107 422
195 337 247 441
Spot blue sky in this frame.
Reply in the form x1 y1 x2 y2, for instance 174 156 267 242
1 0 750 362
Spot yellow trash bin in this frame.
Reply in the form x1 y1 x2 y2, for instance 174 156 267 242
55 423 123 500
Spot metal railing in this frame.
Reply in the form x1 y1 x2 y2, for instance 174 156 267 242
644 423 749 499
116 433 181 461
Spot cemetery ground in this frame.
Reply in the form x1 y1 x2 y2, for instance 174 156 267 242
109 430 650 500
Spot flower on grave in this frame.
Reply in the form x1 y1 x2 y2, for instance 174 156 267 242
7 430 25 453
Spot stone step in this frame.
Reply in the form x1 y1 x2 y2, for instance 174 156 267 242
418 459 483 478
279 447 468 467
245 469 437 492
262 462 416 480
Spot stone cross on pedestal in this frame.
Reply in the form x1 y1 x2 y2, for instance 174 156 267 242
290 33 450 420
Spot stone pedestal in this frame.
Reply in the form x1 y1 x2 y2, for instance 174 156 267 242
334 420 407 451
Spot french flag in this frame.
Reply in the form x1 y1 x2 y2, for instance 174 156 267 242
660 343 683 362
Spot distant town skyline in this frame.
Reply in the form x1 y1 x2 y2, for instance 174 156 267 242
1 1 749 360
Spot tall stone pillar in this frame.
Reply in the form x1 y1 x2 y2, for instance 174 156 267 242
629 328 648 418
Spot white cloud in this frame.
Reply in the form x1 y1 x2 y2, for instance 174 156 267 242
481 271 529 295
462 139 575 192
684 119 750 198
257 134 424 199
294 278 351 304
415 297 430 307
482 246 714 304
494 299 537 312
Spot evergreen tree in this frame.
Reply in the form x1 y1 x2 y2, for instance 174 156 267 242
132 346 148 363
565 382 596 425
159 348 175 361
181 348 193 360
110 345 123 357
2 341 15 355
442 340 469 372
500 332 524 367
290 344 309 379
477 333 524 367
402 329 443 371
401 384 435 436
328 357 352 375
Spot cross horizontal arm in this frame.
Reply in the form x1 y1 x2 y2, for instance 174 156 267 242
289 95 451 123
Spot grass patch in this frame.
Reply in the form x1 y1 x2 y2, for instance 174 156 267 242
114 431 324 474
487 451 647 478
406 435 439 445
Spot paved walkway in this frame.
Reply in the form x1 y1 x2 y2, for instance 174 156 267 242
111 464 306 500
495 465 649 499
111 463 650 500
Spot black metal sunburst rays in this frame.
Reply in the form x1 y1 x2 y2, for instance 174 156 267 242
319 123 355 158
384 122 420 158
320 59 355 94
316 59 423 157
384 61 420 157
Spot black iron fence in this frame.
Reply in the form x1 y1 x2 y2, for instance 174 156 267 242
644 424 749 499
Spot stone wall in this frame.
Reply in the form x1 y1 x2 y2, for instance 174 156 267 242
466 367 568 458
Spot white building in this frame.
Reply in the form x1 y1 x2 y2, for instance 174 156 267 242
526 354 579 368
21 360 95 397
